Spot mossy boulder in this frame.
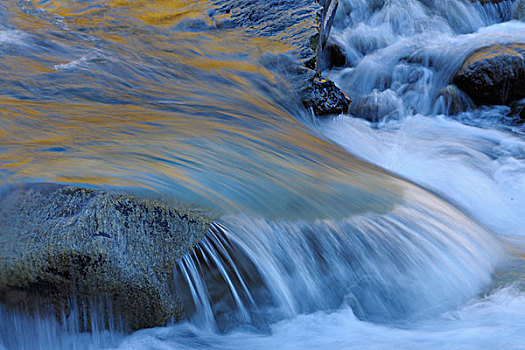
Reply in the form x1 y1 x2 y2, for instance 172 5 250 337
0 183 212 330
452 44 525 106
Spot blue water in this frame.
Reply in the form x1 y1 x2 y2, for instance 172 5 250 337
1 0 525 349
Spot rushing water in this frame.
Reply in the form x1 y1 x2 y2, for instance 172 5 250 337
1 0 525 349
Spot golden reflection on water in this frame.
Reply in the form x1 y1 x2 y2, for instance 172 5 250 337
27 0 213 26
0 0 405 219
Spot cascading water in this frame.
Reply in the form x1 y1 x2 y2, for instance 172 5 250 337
178 200 505 330
1 0 525 349
321 0 525 236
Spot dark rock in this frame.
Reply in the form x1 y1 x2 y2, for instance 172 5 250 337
509 99 525 122
302 76 351 116
452 44 525 106
349 89 403 122
0 183 213 330
324 42 347 68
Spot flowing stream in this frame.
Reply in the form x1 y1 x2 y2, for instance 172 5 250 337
1 0 525 349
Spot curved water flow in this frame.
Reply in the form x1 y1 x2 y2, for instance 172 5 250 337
1 0 524 349
0 0 404 220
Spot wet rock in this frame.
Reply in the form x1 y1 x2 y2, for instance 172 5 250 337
509 99 525 122
324 42 347 68
210 0 349 117
0 183 213 330
452 44 525 106
349 89 403 122
436 85 475 115
302 76 351 116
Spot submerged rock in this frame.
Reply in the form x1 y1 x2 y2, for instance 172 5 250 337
0 183 212 330
349 89 403 122
452 44 525 106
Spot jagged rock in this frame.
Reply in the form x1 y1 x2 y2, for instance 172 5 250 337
0 183 213 330
452 44 525 106
302 76 351 116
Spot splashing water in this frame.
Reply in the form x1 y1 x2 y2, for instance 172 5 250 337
321 0 525 236
1 0 525 349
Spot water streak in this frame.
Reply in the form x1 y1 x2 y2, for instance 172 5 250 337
1 0 524 349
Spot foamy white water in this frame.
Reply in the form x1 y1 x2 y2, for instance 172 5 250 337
318 0 525 237
321 114 525 236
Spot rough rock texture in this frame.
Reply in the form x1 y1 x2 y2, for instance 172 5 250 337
0 183 212 330
452 44 525 106
303 76 350 115
210 0 350 116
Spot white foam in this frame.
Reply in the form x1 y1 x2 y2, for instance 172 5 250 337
112 285 525 350
320 114 525 236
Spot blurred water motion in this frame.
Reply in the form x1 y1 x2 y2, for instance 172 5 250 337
2 1 525 350
0 0 403 219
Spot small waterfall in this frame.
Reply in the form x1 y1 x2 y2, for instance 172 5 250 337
176 223 261 331
177 186 505 331
0 298 124 350
327 0 525 120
